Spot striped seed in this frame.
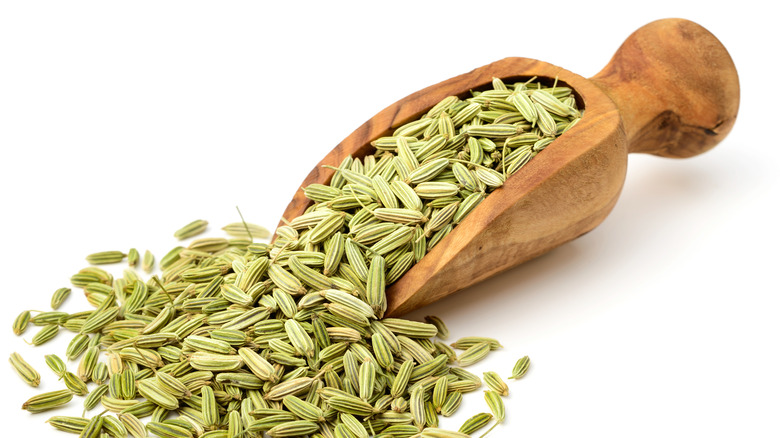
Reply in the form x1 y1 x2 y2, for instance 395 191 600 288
282 395 324 422
509 355 531 380
45 353 67 378
46 416 90 434
323 232 345 276
264 377 314 401
78 414 104 438
424 315 449 339
268 265 306 295
381 318 438 338
188 352 243 372
86 251 126 265
483 371 508 396
424 202 459 236
485 390 505 423
127 247 140 268
390 360 414 398
118 413 147 438
284 319 315 359
266 420 319 438
174 219 209 240
451 336 503 350
31 324 60 346
390 180 423 211
288 255 332 290
9 352 40 387
420 427 471 438
457 343 491 367
102 415 128 438
138 250 154 273
137 378 179 410
441 391 463 417
374 207 427 225
459 412 493 435
30 311 68 326
13 310 31 336
366 255 387 318
414 182 460 199
66 334 90 360
222 222 270 239
201 386 218 427
155 371 191 398
325 395 375 417
50 287 72 310
91 362 108 384
307 212 346 244
358 360 375 401
530 88 579 117
78 346 99 382
215 372 263 389
64 371 88 395
534 102 557 136
22 389 73 413
83 384 109 412
146 421 193 438
370 226 415 256
409 385 425 428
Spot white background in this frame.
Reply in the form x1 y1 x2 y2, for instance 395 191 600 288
1 1 777 437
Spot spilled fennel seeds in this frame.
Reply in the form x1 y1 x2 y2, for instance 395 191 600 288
9 75 560 437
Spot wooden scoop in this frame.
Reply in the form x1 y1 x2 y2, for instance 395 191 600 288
279 18 739 317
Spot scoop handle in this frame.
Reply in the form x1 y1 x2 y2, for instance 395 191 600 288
590 18 739 158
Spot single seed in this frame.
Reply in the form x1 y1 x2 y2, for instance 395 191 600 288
83 384 109 412
64 371 89 395
118 413 146 438
441 391 463 417
420 427 471 438
127 248 140 267
282 395 324 423
91 362 109 385
508 355 531 379
266 420 319 438
222 222 270 239
102 415 128 438
451 336 503 350
146 421 193 438
50 288 72 310
457 342 491 367
432 376 448 412
483 371 509 396
9 352 40 387
136 378 179 410
86 251 126 265
484 390 505 423
78 413 104 438
78 346 99 382
22 389 73 413
46 416 90 434
458 412 493 435
424 315 449 339
45 354 67 378
31 324 60 346
12 310 31 336
142 250 155 273
174 219 209 240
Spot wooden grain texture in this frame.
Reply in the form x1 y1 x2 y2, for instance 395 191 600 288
278 18 739 316
591 18 739 157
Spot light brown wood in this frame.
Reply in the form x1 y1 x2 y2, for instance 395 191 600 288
278 18 739 316
590 18 740 157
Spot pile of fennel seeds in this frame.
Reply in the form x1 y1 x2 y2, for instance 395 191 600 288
9 74 578 437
